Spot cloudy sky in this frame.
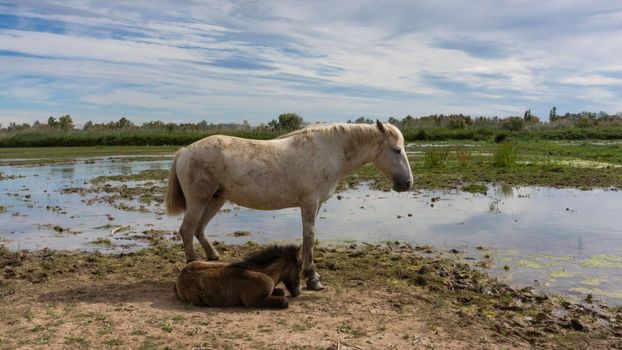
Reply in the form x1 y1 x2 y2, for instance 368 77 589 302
1 1 622 126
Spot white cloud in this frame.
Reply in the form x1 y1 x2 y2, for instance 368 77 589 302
1 0 622 124
561 75 622 86
0 30 198 64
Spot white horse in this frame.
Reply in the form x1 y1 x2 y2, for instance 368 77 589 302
165 121 413 290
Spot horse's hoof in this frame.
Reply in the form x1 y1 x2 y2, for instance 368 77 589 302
306 278 325 291
290 287 301 297
207 255 220 261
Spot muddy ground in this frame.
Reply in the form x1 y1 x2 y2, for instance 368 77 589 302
1 240 621 350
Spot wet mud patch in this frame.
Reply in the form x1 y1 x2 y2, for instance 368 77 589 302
37 224 81 235
1 242 621 349
59 170 169 214
0 172 24 181
228 230 251 237
89 169 168 185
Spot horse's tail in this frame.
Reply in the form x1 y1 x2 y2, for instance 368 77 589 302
165 149 186 215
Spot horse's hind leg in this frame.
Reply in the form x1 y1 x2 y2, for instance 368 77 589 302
194 196 225 261
179 204 206 263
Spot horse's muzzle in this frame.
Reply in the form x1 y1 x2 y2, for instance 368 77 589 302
392 178 411 192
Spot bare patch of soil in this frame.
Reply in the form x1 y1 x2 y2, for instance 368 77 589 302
0 243 621 349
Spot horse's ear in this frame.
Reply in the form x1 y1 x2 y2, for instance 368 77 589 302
376 119 386 134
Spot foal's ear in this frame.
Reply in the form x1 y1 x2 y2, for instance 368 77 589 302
376 119 386 134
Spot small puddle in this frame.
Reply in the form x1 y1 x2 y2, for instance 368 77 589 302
1 158 622 304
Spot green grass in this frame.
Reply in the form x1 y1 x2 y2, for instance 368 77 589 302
2 125 622 149
159 321 173 333
517 140 622 165
407 140 622 190
336 322 367 338
104 338 123 347
423 147 450 168
462 184 488 194
493 141 517 168
2 139 621 191
131 329 147 336
0 145 177 159
291 319 315 332
0 128 279 148
455 146 472 166
402 126 622 142
64 336 90 345
90 238 113 246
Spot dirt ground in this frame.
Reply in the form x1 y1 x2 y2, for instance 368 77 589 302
1 241 621 350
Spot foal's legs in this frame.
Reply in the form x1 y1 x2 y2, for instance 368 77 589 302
262 295 289 309
301 200 324 291
241 293 289 309
193 196 225 260
240 273 289 308
271 288 285 296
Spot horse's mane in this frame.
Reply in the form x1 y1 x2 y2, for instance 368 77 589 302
277 123 403 144
231 244 299 269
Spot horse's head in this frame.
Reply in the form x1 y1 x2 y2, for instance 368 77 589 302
282 246 302 297
372 120 413 192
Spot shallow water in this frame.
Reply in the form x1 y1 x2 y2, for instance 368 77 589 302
1 158 622 304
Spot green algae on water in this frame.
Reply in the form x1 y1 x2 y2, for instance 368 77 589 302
580 276 608 286
570 287 622 300
579 254 622 268
549 271 576 279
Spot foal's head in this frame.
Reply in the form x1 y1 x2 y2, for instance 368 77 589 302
234 245 302 297
281 245 302 297
372 120 413 192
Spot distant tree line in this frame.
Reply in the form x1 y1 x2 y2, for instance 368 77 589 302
346 108 622 131
0 107 622 139
375 108 622 132
0 113 305 133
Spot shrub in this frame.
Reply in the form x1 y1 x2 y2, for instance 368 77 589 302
494 133 510 143
501 117 524 131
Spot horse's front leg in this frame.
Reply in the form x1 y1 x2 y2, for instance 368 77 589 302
301 201 325 291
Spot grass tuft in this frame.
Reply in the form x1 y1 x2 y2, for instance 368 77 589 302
493 141 517 167
455 146 472 166
423 147 450 168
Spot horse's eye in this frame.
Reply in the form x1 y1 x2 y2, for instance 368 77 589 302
393 147 401 154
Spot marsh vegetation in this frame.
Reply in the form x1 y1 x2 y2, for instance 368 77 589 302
4 110 622 147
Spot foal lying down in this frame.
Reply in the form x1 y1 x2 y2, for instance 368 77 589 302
175 245 301 309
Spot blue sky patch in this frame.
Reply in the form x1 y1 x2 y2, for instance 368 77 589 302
430 37 508 59
1 1 622 124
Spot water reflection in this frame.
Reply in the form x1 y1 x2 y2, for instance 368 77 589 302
48 166 75 180
119 163 132 175
498 184 514 197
